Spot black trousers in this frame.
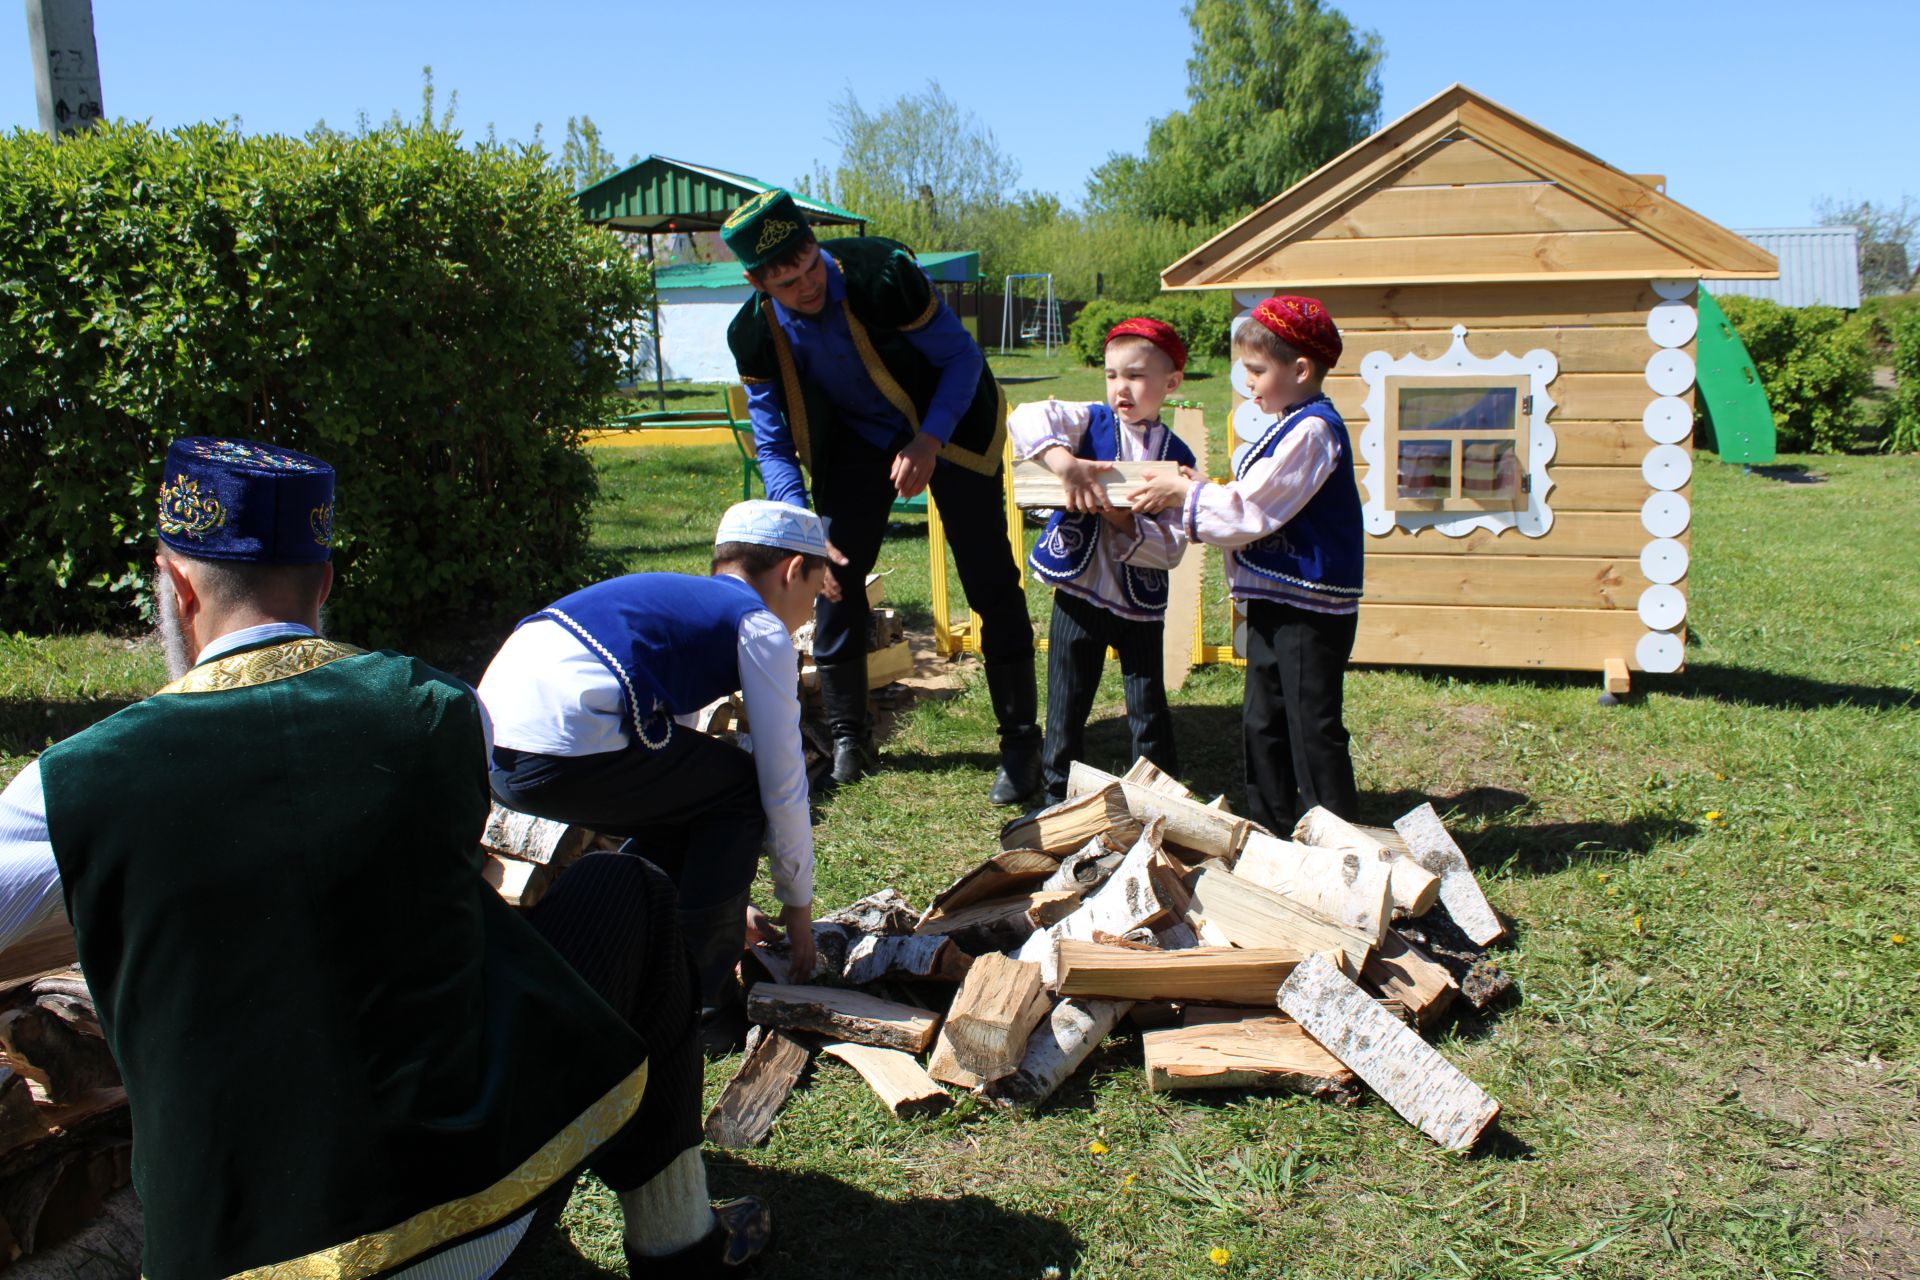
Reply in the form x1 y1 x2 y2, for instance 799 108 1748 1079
1042 590 1177 803
1242 598 1360 833
810 432 1033 668
489 731 764 914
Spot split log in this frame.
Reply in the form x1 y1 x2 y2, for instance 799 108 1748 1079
868 640 914 689
1066 762 1248 861
939 955 1052 1082
1232 831 1393 944
1361 931 1460 1031
1012 458 1160 509
745 984 940 1054
999 785 1142 856
1142 1016 1359 1098
821 889 921 936
819 1042 950 1119
479 804 588 867
1392 804 1509 946
1292 807 1441 918
1395 911 1513 1009
1055 941 1304 1007
913 890 1079 951
481 853 551 909
0 1067 50 1149
1277 953 1500 1151
921 850 1061 922
1015 819 1189 983
754 922 854 984
703 1027 813 1148
1037 837 1126 898
982 997 1132 1109
1206 795 1232 812
1185 866 1377 971
1122 757 1191 798
926 1032 981 1090
0 1007 119 1103
843 934 971 986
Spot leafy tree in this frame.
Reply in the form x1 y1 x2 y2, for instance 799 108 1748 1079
559 115 631 192
1088 0 1382 225
1816 196 1918 297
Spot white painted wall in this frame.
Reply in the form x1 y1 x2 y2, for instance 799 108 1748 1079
655 285 755 383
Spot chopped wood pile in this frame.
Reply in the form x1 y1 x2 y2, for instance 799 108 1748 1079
706 757 1515 1152
0 921 133 1272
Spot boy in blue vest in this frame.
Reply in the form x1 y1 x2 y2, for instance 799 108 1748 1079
1011 317 1197 807
1128 296 1363 833
480 500 829 1053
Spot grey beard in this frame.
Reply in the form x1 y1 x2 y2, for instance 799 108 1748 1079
154 572 193 680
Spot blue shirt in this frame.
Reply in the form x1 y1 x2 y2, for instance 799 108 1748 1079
747 251 984 507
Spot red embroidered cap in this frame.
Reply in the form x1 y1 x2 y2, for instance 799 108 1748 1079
1105 316 1188 372
1250 295 1342 368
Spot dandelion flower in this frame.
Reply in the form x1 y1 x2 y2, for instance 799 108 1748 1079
1124 1173 1137 1188
1894 934 1908 945
1704 810 1722 822
1088 1140 1109 1156
1209 1247 1231 1267
1597 872 1610 883
1633 915 1645 935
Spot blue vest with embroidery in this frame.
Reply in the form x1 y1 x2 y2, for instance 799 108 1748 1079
525 573 766 750
1028 405 1197 615
1232 395 1364 608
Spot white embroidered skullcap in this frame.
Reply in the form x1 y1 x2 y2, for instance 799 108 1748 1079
715 500 829 558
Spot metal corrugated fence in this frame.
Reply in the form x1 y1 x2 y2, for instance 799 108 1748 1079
1705 227 1861 309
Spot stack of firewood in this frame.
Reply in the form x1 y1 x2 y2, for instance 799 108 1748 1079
704 757 1515 1152
0 924 133 1272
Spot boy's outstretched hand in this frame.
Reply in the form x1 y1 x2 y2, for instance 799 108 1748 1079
1127 466 1195 515
1040 445 1115 513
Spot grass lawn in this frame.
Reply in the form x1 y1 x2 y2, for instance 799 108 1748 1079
3 354 1916 1278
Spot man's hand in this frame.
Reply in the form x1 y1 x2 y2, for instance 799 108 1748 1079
890 432 942 500
819 540 849 603
1127 467 1195 516
1041 445 1115 514
779 901 816 978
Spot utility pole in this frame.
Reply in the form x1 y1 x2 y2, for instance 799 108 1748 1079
25 0 104 137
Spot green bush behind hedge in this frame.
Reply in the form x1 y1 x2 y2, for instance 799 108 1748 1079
1066 294 1236 367
0 120 649 647
1715 295 1873 452
1884 308 1920 454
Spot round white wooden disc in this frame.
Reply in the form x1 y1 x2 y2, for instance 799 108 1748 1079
1232 620 1248 658
1233 290 1267 311
1636 630 1684 673
1647 299 1699 348
1646 349 1696 397
1639 538 1689 584
1637 583 1687 629
1231 441 1254 474
1651 278 1696 301
1642 444 1693 490
1363 506 1396 536
1642 396 1693 444
1230 358 1252 398
1641 490 1691 537
1232 398 1274 442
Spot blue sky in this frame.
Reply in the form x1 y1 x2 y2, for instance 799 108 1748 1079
10 0 1913 231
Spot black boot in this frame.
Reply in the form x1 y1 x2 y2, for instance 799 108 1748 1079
985 656 1043 806
677 893 751 1057
816 658 874 786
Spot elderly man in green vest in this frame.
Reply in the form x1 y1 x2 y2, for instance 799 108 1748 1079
721 189 1043 805
0 438 771 1277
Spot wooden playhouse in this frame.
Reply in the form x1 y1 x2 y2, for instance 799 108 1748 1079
1161 85 1777 695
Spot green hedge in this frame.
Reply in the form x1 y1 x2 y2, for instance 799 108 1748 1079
1885 308 1920 454
1066 295 1235 367
0 120 649 647
1715 296 1873 453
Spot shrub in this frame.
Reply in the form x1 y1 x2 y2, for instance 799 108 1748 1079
1715 296 1873 452
0 119 649 648
1884 308 1920 454
1066 294 1236 367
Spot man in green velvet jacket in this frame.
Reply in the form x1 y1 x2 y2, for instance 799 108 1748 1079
0 438 770 1278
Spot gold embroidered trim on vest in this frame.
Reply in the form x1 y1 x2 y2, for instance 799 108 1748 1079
157 638 366 696
222 1062 649 1280
900 290 941 332
739 374 770 385
765 307 812 472
934 380 1009 478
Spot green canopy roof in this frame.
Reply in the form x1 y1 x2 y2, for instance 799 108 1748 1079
656 249 982 292
575 155 865 234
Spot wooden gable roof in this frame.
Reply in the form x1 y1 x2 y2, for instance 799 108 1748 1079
1161 85 1777 290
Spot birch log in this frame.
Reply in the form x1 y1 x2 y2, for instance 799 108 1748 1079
1277 953 1500 1151
1292 807 1441 918
1232 831 1392 944
480 804 587 866
1066 762 1248 861
1122 757 1192 798
1391 803 1509 945
983 997 1133 1109
1055 941 1304 1006
1185 866 1377 970
1015 819 1184 984
819 1043 951 1118
843 934 971 985
921 849 1061 921
999 785 1141 855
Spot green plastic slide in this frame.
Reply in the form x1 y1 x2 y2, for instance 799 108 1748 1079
1693 288 1777 465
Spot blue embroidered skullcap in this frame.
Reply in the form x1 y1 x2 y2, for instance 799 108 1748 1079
715 500 829 558
156 436 336 564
